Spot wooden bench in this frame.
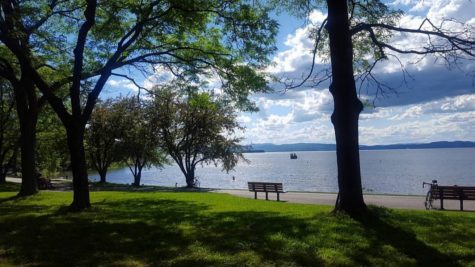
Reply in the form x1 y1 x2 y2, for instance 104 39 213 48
38 177 54 190
248 182 286 201
432 186 475 211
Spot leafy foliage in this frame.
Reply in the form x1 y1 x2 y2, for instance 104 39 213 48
0 80 18 182
149 83 246 187
36 105 68 179
85 98 128 183
117 97 168 186
1 0 278 208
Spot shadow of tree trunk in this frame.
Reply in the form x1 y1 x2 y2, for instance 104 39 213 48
354 208 461 267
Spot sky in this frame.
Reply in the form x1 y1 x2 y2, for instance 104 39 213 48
103 0 475 145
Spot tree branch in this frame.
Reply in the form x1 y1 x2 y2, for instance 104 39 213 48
284 18 328 90
71 0 97 117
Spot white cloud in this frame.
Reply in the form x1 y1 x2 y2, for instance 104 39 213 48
251 1 475 145
358 94 475 144
267 11 328 75
106 79 139 91
393 94 475 120
308 10 327 24
143 66 176 89
243 90 475 144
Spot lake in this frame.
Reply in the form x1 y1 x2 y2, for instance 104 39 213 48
90 148 475 195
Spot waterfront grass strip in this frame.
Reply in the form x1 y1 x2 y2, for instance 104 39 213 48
0 188 474 266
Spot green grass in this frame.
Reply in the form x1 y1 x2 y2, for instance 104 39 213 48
0 189 474 266
0 182 20 192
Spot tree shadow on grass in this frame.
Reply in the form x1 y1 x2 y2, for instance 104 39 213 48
0 195 20 204
0 196 472 266
0 197 327 266
352 207 465 267
0 182 21 192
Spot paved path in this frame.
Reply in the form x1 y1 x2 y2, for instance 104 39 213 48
215 189 475 211
7 177 473 211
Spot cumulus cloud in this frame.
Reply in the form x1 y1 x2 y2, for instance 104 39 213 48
393 94 475 119
358 94 475 144
106 79 140 91
143 66 175 89
242 116 335 144
243 86 475 144
266 10 330 87
360 110 475 144
266 0 475 109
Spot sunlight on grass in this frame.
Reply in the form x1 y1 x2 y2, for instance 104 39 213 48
0 190 474 266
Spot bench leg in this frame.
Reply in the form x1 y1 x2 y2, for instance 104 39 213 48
265 192 268 200
277 192 280 201
254 191 257 199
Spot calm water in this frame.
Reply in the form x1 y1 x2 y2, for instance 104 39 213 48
90 148 475 195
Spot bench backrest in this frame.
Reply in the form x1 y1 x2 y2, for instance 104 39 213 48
432 186 475 200
248 182 284 192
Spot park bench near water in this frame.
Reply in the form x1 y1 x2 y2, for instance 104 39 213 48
248 182 286 201
432 186 475 211
424 181 475 211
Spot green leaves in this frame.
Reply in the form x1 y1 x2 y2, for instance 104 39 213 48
0 80 19 181
149 83 246 185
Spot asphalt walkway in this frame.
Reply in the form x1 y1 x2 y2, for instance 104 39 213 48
215 189 475 211
7 177 473 211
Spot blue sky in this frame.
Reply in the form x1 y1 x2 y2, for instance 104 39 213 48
104 0 475 145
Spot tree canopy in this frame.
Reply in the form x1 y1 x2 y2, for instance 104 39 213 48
0 0 278 210
150 83 246 188
85 98 128 183
118 96 168 187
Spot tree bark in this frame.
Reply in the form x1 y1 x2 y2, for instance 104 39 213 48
17 114 38 196
66 123 91 210
98 169 107 183
132 166 142 187
0 169 6 183
14 68 39 196
185 168 195 188
326 0 367 215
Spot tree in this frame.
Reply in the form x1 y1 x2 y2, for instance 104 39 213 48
279 0 475 215
0 80 18 183
0 0 277 210
85 99 127 183
150 84 246 188
0 48 40 195
119 97 168 187
36 105 68 179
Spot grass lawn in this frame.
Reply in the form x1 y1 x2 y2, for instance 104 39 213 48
1 182 474 266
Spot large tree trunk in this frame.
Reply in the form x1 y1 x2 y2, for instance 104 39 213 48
98 169 107 183
326 0 367 215
18 114 38 196
185 168 195 188
132 169 142 187
66 123 90 211
0 169 6 183
15 72 39 196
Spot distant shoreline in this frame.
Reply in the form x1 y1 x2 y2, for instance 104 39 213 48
246 141 475 153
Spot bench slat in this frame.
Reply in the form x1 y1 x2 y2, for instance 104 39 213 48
432 186 475 201
248 182 285 193
248 182 286 202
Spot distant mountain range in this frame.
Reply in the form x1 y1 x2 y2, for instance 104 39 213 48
245 141 475 152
